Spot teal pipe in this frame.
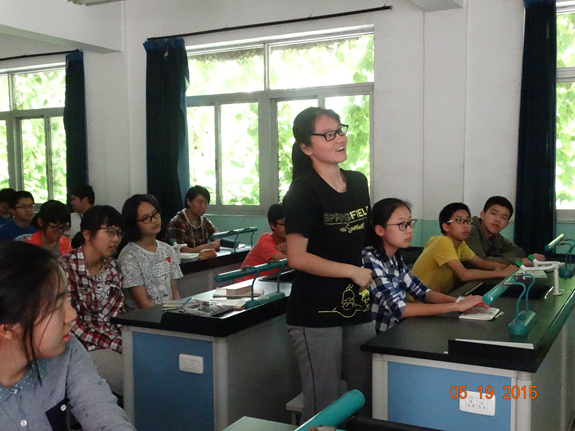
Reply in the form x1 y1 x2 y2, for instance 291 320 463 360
482 269 521 304
295 390 365 431
214 259 288 283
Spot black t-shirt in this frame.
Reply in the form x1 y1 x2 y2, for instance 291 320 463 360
283 168 371 327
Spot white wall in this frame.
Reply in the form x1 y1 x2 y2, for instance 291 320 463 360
0 0 525 216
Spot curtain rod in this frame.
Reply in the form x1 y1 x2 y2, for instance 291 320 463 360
0 50 76 63
148 5 392 41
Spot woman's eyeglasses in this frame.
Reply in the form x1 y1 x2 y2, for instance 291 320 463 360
386 219 417 231
446 217 472 226
47 223 70 233
99 227 124 238
311 124 349 142
137 211 161 224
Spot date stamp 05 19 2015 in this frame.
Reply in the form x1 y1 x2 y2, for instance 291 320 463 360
450 385 538 400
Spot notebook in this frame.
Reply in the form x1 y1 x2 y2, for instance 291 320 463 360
459 306 501 321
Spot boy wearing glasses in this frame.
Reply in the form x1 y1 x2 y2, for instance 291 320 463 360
466 196 545 267
412 202 516 294
0 190 37 243
238 203 287 281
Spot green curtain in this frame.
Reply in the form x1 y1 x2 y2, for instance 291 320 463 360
64 50 88 192
514 0 556 254
144 37 190 223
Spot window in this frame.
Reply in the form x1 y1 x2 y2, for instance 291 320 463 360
0 66 66 203
186 32 374 212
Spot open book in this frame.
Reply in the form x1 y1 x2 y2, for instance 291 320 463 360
459 306 501 321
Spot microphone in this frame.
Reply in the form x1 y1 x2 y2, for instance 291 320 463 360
545 234 565 251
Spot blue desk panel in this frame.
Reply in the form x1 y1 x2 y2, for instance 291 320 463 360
133 331 214 431
388 362 512 431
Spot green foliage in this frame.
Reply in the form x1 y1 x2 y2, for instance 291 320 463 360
187 34 373 207
0 68 65 201
557 15 575 208
0 120 8 189
13 70 65 110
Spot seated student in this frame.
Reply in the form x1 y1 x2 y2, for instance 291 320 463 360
239 203 287 281
68 185 95 239
0 190 36 242
118 194 183 312
24 200 72 257
165 185 220 253
412 202 517 294
0 242 135 431
0 188 15 226
59 205 126 396
362 199 485 334
466 196 545 267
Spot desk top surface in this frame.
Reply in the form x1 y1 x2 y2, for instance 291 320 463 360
361 274 575 372
113 278 291 338
179 247 250 274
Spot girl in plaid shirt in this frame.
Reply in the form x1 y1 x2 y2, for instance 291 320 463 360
59 205 126 396
362 198 485 334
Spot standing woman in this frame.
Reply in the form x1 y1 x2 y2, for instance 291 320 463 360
25 200 72 256
284 107 373 421
59 205 126 396
118 194 182 312
0 242 135 431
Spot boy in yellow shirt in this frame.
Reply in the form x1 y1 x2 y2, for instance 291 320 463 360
412 202 517 294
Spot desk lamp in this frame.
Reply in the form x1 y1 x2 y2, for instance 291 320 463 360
211 226 258 251
214 259 288 309
295 390 365 431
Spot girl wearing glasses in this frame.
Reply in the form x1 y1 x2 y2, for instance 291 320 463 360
118 194 182 312
25 200 72 257
0 242 135 431
283 107 373 421
362 199 485 334
58 205 126 396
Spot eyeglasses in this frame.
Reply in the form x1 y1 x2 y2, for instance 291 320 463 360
15 204 35 210
446 217 473 226
137 211 161 224
47 223 70 233
386 219 417 231
311 124 349 142
98 227 124 238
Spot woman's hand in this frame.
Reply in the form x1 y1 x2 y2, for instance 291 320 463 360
456 295 487 312
351 267 372 292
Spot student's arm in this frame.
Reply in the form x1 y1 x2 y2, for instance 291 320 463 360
170 278 181 300
446 257 516 282
66 337 137 431
269 251 287 262
129 285 156 309
287 233 372 289
403 292 485 317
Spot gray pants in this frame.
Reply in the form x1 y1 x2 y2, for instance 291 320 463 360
288 322 374 422
89 349 124 396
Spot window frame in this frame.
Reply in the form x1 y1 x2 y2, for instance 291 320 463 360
186 32 374 216
0 64 66 204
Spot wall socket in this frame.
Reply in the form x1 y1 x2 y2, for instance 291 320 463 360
179 354 204 374
459 391 496 416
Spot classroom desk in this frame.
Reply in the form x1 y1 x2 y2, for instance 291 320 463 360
176 247 250 297
113 277 300 431
362 275 575 431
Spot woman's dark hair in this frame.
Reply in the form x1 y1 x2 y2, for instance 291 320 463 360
368 198 412 247
32 200 71 230
185 185 210 207
291 107 341 180
119 194 161 250
75 205 125 247
0 242 65 379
